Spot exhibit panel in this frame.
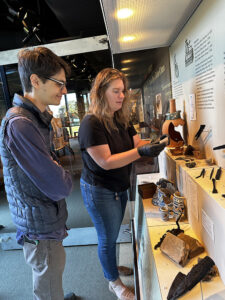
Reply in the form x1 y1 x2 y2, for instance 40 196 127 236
165 1 225 286
169 0 225 168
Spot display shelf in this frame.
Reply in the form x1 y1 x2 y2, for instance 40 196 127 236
142 198 182 227
149 224 224 300
134 173 225 300
159 149 225 285
137 173 188 227
165 149 225 204
184 165 225 205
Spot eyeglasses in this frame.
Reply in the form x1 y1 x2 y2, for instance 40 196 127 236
44 76 67 90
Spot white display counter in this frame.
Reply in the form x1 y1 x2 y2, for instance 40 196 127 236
134 171 225 300
159 149 225 284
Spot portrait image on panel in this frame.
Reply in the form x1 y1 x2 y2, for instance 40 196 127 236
185 39 194 67
174 54 179 78
155 93 162 115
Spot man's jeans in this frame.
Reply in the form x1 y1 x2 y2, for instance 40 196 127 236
23 239 65 300
80 178 128 281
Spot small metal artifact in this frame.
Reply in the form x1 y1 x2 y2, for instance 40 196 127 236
210 168 214 180
184 145 194 155
195 168 205 179
215 167 222 180
195 124 205 140
185 162 196 168
213 144 225 150
175 157 194 162
212 178 218 194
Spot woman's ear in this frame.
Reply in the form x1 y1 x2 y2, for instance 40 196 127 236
30 74 41 89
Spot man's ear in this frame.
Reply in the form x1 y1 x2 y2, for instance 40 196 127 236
30 74 41 89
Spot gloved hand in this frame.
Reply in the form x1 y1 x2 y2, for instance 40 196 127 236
151 134 170 146
137 142 166 157
159 134 170 146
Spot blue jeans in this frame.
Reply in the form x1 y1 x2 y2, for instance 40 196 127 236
80 178 128 281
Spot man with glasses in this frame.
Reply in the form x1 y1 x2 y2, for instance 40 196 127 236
0 47 77 300
43 76 67 90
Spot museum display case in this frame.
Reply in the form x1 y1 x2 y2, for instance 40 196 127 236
133 168 225 299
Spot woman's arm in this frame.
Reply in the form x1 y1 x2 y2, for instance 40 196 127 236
87 134 165 170
87 144 140 170
87 131 166 170
133 134 150 148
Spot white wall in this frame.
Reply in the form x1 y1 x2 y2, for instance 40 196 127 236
170 0 225 168
168 0 225 285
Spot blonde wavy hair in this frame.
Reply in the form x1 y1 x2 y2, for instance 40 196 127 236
89 68 130 133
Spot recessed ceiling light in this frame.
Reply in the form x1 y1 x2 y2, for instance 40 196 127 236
117 8 133 19
122 59 133 63
122 35 135 42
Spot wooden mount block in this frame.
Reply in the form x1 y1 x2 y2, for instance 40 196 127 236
178 233 204 259
160 232 190 267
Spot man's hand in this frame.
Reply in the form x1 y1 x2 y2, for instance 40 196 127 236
137 142 166 157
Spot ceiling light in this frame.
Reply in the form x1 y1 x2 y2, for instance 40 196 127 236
122 35 135 42
122 59 133 64
121 67 129 71
116 8 133 19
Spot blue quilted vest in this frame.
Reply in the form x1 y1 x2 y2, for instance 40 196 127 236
0 94 68 234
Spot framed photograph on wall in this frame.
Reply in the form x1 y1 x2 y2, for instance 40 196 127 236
155 93 162 116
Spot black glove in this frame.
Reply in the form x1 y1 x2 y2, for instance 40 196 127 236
151 134 170 146
138 142 166 157
159 134 170 145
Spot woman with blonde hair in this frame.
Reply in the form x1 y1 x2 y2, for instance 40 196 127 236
78 68 167 300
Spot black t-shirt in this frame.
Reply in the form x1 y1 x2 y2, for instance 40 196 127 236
78 114 137 192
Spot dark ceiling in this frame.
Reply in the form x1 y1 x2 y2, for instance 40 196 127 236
114 48 171 90
0 0 107 50
0 0 112 93
0 0 165 92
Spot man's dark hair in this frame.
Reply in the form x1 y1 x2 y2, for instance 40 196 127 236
18 47 71 92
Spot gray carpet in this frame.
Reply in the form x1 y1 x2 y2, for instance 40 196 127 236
0 224 131 250
63 224 131 246
0 242 134 300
